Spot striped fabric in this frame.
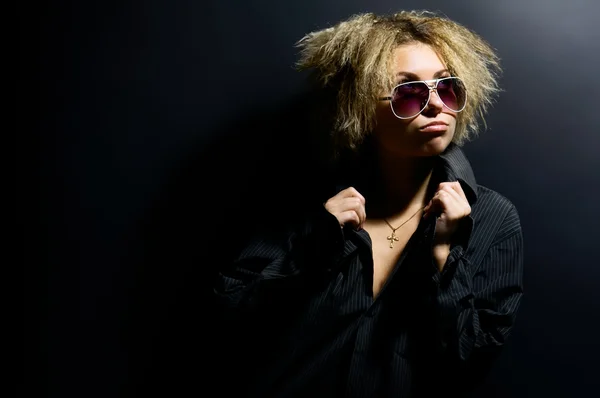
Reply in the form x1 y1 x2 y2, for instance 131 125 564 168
213 144 524 397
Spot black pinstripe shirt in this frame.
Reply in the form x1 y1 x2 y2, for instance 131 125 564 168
213 144 524 397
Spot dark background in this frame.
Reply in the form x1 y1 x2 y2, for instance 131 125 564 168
21 0 600 397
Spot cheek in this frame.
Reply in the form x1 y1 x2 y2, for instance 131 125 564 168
375 103 410 132
448 116 458 134
375 102 393 123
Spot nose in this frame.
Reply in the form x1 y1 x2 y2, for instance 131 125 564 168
423 86 444 115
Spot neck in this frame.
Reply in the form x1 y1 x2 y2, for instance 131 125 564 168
363 147 436 219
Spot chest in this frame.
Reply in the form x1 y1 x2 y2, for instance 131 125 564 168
362 219 421 297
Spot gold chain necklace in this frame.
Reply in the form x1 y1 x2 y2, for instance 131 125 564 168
383 206 425 248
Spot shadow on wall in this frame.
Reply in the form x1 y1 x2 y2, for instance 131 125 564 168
121 88 516 398
122 88 337 396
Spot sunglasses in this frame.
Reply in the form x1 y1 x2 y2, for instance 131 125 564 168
379 76 467 119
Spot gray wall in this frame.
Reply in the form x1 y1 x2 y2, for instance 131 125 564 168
22 0 599 397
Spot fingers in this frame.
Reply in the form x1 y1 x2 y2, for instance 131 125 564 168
424 181 470 219
444 181 471 217
438 183 463 204
337 187 366 205
337 210 361 228
423 191 445 219
438 181 466 201
447 180 467 199
334 197 367 227
337 197 366 228
325 187 367 229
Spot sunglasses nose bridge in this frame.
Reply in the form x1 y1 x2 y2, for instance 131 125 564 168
424 84 445 110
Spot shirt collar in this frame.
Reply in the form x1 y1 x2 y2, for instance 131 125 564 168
436 143 478 205
331 142 479 205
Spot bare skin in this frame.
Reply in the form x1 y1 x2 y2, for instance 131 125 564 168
324 43 471 298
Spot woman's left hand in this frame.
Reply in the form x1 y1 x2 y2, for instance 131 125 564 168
423 181 471 269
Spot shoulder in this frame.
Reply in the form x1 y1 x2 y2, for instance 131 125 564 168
472 185 522 243
475 185 517 212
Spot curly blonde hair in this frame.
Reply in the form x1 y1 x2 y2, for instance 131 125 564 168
296 11 502 152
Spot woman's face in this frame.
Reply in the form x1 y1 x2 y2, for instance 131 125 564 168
373 42 458 157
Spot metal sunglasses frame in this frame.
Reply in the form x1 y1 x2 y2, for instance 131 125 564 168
378 76 468 119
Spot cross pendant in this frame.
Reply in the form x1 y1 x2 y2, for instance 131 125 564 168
387 232 399 248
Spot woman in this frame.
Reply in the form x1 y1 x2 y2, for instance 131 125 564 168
213 10 524 398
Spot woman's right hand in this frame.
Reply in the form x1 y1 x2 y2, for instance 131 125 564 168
324 187 367 230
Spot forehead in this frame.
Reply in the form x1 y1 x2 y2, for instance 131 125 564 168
391 42 448 79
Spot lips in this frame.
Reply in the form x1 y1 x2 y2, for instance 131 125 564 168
419 121 449 133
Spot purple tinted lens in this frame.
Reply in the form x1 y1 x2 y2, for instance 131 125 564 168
437 78 466 111
392 82 429 118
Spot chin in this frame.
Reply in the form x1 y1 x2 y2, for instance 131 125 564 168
415 135 453 156
373 131 454 158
